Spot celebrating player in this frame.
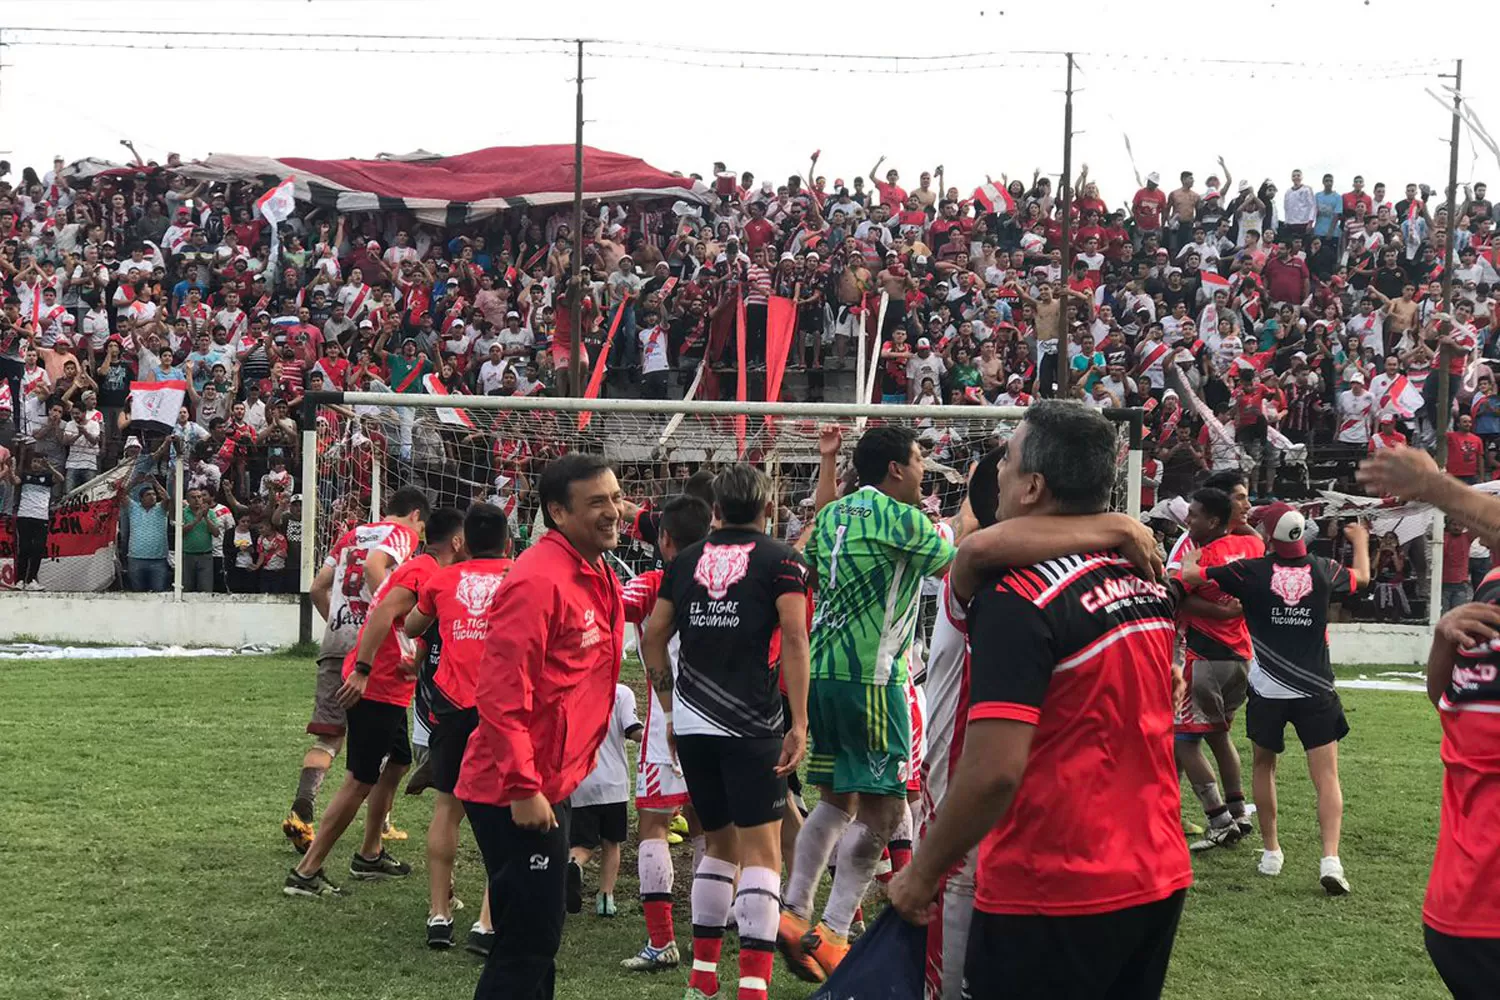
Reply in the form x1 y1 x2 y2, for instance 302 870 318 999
780 425 956 981
403 503 513 950
642 464 811 1000
1181 503 1369 892
619 495 714 974
282 486 430 854
1175 487 1261 849
283 506 465 898
891 400 1191 999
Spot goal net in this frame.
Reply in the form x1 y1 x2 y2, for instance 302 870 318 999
301 393 1144 588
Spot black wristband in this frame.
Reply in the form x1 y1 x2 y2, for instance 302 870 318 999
354 661 372 676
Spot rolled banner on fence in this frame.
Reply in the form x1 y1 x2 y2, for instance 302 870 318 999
763 294 798 418
579 295 632 431
735 293 749 456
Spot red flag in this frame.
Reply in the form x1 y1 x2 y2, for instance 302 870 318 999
735 295 748 456
763 295 798 416
579 296 631 430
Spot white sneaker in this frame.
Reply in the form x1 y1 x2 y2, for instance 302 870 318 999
1319 856 1351 896
1258 849 1285 876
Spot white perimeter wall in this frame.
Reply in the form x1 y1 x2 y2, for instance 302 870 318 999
0 593 316 649
0 595 1436 664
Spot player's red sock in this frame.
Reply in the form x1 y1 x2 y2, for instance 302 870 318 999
875 844 894 884
643 896 675 948
853 903 864 925
690 929 723 996
890 838 913 875
737 940 774 1000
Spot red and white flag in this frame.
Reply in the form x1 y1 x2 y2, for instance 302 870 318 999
421 373 477 429
1380 374 1423 419
128 379 187 426
972 182 1016 215
256 177 297 290
1200 271 1231 297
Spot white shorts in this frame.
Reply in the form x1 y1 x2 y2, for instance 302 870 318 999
924 864 976 1000
833 304 863 341
635 760 691 812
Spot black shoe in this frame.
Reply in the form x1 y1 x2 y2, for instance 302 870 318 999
427 916 455 949
566 859 584 914
350 849 412 880
283 867 345 898
466 925 495 957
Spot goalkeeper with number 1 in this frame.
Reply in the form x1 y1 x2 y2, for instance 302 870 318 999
778 424 957 982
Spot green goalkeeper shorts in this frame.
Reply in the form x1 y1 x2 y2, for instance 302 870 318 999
805 678 912 796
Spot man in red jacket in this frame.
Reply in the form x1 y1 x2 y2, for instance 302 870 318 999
456 453 626 1000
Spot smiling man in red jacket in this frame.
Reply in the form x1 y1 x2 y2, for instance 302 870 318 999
456 452 626 1000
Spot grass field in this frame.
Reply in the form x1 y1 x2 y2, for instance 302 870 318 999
0 653 1452 1000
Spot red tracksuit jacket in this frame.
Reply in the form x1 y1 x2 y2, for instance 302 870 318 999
455 530 625 808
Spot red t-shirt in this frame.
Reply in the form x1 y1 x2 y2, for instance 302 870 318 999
966 553 1192 916
1235 385 1269 427
1425 569 1500 937
341 553 438 707
1176 533 1262 666
1443 531 1475 584
417 556 515 711
1132 188 1168 231
1449 323 1479 376
1447 431 1483 477
743 218 777 253
875 181 908 210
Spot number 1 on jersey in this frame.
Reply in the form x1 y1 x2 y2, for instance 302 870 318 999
827 523 849 589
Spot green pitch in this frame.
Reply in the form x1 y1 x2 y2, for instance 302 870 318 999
1 654 1451 999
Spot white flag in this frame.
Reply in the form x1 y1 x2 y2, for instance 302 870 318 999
129 379 187 426
255 176 296 291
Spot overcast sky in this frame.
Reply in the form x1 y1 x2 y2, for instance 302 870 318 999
2 0 1496 212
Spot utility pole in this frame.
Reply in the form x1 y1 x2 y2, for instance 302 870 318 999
1437 57 1462 467
570 39 585 397
1054 52 1075 397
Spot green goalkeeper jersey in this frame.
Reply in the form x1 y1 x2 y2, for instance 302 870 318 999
804 485 957 686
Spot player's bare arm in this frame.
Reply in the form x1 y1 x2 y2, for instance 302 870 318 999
951 512 1164 603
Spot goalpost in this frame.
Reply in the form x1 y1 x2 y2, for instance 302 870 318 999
296 391 1145 638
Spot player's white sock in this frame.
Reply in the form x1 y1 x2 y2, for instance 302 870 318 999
639 837 673 895
733 867 780 1000
691 855 738 929
638 838 675 948
822 820 884 938
691 834 706 875
784 802 852 918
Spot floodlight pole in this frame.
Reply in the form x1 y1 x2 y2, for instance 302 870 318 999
570 38 585 397
1436 57 1463 468
1054 52 1075 397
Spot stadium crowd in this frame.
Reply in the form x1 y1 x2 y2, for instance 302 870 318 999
2 151 1498 1000
0 150 1494 607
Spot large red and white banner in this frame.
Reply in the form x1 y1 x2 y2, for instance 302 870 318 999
0 464 131 591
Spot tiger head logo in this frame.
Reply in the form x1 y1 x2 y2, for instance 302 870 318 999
454 571 505 618
1269 563 1313 605
693 542 755 600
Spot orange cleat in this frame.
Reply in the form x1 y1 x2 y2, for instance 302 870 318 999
282 812 315 854
801 922 850 978
775 911 825 984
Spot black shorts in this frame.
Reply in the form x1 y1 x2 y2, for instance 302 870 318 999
345 698 413 785
1425 924 1500 1000
1246 689 1349 754
569 802 629 849
965 889 1186 1000
675 734 786 833
428 706 478 795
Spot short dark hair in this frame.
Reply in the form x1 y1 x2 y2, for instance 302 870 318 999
684 468 716 507
1191 487 1232 529
463 502 510 557
539 453 614 530
968 448 1004 529
423 507 465 547
713 464 773 526
854 425 918 488
660 495 712 551
1204 470 1245 493
1017 400 1116 514
387 486 432 520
